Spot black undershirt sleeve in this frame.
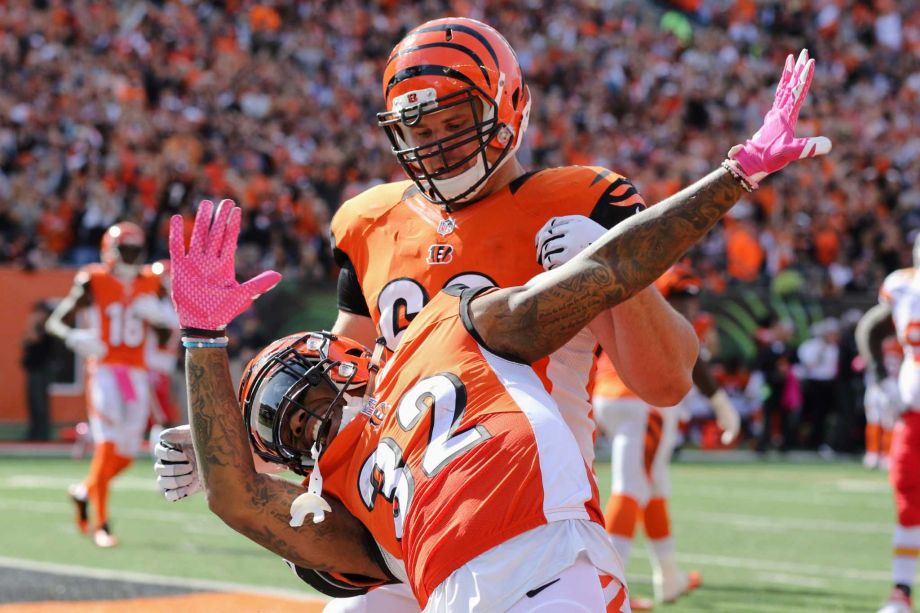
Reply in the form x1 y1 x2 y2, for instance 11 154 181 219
334 248 371 317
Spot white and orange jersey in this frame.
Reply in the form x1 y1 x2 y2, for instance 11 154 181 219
331 165 646 463
79 264 164 369
318 287 605 608
879 268 920 409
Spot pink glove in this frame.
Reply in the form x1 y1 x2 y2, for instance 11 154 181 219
169 199 281 331
725 49 832 190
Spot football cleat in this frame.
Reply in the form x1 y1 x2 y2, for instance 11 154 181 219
654 568 701 603
877 587 913 613
630 595 655 610
68 484 89 535
93 522 119 548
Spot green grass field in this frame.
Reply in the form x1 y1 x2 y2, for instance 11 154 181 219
0 455 898 611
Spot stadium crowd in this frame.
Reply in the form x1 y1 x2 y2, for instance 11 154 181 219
1 0 918 296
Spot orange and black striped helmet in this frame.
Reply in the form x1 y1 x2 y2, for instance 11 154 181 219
378 18 531 208
238 332 377 475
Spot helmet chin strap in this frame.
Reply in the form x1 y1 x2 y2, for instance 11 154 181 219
427 156 488 206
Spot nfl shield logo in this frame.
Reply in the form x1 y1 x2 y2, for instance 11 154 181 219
437 218 456 236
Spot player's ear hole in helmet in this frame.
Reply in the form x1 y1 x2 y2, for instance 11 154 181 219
377 17 531 208
239 332 377 475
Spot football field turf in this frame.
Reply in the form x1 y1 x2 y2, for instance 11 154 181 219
0 455 897 611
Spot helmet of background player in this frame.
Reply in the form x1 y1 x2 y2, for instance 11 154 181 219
378 17 532 208
238 332 378 475
100 222 146 279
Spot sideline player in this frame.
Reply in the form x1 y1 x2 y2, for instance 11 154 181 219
856 239 920 613
169 44 828 611
47 222 176 547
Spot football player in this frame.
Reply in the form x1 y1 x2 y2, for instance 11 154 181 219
47 222 177 547
169 45 827 612
856 236 920 613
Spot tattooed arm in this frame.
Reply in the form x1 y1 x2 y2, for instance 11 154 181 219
185 346 388 579
473 170 744 363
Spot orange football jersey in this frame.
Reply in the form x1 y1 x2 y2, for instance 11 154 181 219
331 166 645 349
318 287 603 608
79 264 163 368
331 165 646 463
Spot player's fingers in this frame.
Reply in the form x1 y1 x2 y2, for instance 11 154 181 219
219 205 242 263
168 214 187 262
207 199 234 258
189 200 214 255
790 58 815 117
154 460 193 478
160 425 192 445
795 135 832 159
537 233 568 265
154 443 189 463
240 270 283 298
164 487 189 502
775 53 794 97
157 473 194 489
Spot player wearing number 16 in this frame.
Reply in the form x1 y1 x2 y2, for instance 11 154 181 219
47 221 178 548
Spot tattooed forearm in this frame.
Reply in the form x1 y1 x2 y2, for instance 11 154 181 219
184 347 387 578
186 349 250 486
478 169 745 362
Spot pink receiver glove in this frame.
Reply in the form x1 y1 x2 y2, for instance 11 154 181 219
169 199 282 331
725 49 832 190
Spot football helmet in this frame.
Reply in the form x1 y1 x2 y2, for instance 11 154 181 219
378 17 531 208
100 222 145 276
239 332 377 475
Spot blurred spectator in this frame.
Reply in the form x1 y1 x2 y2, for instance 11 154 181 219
750 316 800 454
797 318 841 450
20 300 56 441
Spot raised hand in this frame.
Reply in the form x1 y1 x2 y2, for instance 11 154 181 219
169 200 281 331
725 49 832 190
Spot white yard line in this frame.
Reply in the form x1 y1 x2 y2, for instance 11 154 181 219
677 510 891 535
676 485 891 509
0 498 228 536
2 475 158 491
